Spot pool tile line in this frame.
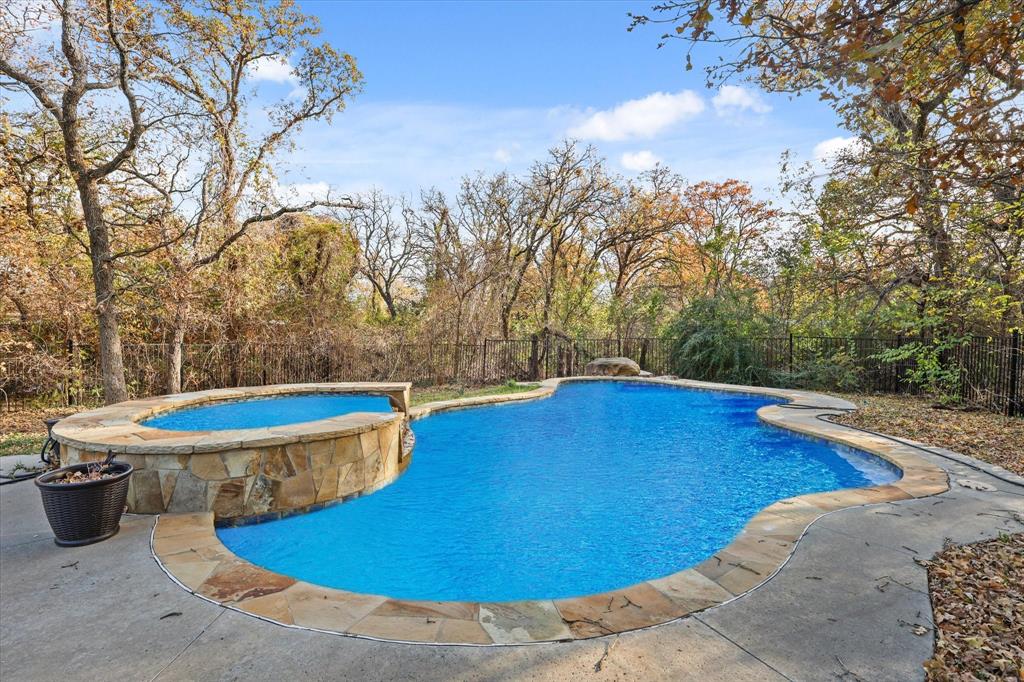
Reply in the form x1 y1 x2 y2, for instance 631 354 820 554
151 377 949 646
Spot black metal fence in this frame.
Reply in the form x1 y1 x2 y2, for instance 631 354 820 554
2 332 1021 416
742 334 1022 415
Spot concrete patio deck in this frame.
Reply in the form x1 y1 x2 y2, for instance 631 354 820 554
2 432 1022 680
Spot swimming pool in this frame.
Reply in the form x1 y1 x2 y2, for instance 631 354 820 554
217 381 898 602
142 393 394 431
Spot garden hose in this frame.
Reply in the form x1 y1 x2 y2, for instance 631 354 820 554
776 402 1024 490
0 471 39 486
0 433 61 486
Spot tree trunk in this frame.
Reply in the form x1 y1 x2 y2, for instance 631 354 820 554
500 304 513 340
367 276 398 319
8 295 30 323
499 259 531 340
542 271 555 331
166 313 186 394
381 290 398 319
78 178 128 404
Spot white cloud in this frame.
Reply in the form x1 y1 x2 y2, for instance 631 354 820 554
272 98 829 206
249 56 298 84
275 180 331 204
620 150 661 172
277 102 572 199
813 136 864 162
568 91 705 141
712 86 772 115
493 147 513 164
248 56 306 100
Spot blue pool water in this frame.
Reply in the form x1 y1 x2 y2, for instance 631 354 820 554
142 393 393 431
218 382 899 601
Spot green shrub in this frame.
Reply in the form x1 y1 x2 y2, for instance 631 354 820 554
777 349 864 391
874 337 965 404
666 291 770 384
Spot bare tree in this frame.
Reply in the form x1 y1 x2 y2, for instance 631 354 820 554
671 179 778 298
0 117 83 330
346 189 417 320
529 142 617 332
416 188 500 347
448 173 526 340
2 0 362 398
602 167 685 335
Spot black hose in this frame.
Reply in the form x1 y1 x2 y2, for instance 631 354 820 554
776 402 1024 490
0 428 61 486
40 424 60 466
0 471 38 486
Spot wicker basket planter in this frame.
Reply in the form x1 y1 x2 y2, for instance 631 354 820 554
35 459 133 547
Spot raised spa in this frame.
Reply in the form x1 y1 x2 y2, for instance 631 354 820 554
50 383 412 519
141 393 393 431
218 381 899 602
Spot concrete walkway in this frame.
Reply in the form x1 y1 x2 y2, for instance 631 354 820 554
2 441 1022 681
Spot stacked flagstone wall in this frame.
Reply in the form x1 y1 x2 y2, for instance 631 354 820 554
53 383 412 521
62 418 405 520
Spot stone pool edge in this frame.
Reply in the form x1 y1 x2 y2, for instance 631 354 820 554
51 382 413 455
150 377 949 646
49 383 413 519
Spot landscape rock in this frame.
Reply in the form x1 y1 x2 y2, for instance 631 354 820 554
584 356 642 377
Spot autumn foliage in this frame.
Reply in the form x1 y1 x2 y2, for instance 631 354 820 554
2 0 1022 405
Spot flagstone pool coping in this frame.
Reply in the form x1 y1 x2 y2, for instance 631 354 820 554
50 382 413 455
150 376 949 646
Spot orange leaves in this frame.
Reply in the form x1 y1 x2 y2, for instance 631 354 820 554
836 394 1024 476
906 194 919 215
922 535 1024 680
646 0 1024 209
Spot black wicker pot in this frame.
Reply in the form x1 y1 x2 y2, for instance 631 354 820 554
35 459 133 547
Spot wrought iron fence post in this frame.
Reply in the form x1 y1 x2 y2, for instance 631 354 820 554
453 343 461 384
1009 329 1021 417
229 343 239 387
529 334 539 381
482 339 489 384
788 333 794 374
428 343 434 384
543 332 551 379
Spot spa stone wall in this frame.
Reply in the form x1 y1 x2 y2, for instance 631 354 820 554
60 417 406 521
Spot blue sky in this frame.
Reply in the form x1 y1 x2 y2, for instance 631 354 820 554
260 0 856 203
317 0 695 107
4 0 857 204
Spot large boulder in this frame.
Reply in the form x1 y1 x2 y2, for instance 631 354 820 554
584 356 642 377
